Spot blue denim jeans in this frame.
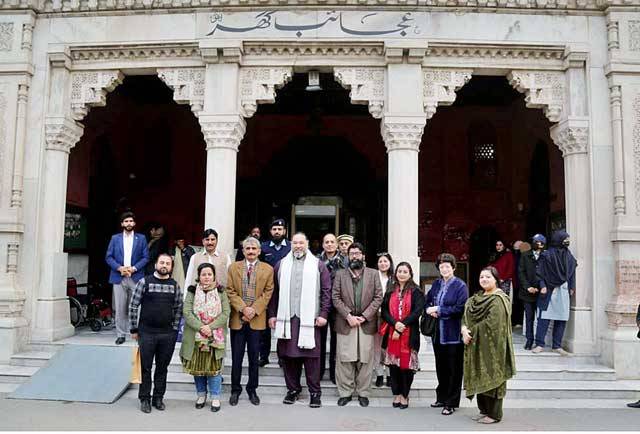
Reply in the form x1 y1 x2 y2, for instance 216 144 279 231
194 375 222 399
534 318 567 349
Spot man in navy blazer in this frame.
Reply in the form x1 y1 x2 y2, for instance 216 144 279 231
106 212 150 345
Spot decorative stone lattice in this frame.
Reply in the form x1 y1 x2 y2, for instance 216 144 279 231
239 67 292 118
550 118 589 157
200 117 247 152
334 67 385 119
157 68 205 115
508 70 564 122
381 116 426 153
633 93 640 216
630 21 640 52
0 23 13 51
44 117 84 154
70 70 124 121
422 68 472 119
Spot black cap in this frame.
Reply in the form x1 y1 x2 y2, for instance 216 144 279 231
271 218 286 228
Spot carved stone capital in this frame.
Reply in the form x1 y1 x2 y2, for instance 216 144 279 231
70 70 124 121
334 67 385 119
422 68 473 119
157 67 205 115
44 117 84 154
381 115 426 153
239 67 292 118
508 70 565 123
199 114 247 152
550 117 589 157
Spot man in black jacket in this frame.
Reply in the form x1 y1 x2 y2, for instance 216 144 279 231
518 234 546 350
627 303 640 408
130 253 183 413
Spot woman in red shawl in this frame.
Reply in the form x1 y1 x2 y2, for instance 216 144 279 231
489 240 515 296
380 262 425 409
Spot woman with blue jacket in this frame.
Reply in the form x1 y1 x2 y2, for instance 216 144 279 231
425 253 469 415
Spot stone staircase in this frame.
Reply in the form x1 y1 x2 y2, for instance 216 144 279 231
2 328 639 406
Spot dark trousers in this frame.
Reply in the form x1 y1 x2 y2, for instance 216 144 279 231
259 328 271 363
319 322 336 381
138 330 177 401
230 323 262 394
535 318 567 349
389 365 415 399
432 340 464 407
281 356 321 396
523 301 537 344
477 393 503 421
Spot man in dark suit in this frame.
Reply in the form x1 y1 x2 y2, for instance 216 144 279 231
331 242 383 407
105 211 150 345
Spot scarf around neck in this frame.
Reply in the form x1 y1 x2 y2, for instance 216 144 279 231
193 284 225 350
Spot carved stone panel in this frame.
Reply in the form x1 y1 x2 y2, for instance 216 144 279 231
0 23 14 52
0 89 5 199
629 21 640 52
550 117 589 157
508 70 564 123
634 93 640 216
157 67 205 115
239 67 292 118
334 67 385 119
70 70 124 121
381 115 426 153
422 68 472 119
44 117 84 154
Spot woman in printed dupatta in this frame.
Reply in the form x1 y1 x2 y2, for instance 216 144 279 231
462 266 516 424
180 263 230 412
380 262 425 409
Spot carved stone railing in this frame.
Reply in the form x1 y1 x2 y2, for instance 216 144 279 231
3 0 639 14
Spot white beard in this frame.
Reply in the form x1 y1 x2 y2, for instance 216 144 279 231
293 250 306 259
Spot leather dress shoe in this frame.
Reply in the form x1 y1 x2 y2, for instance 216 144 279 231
248 391 260 406
358 396 369 407
258 359 269 367
229 392 240 406
283 391 300 405
524 341 533 350
309 393 322 408
627 400 640 408
337 396 352 406
152 398 165 411
140 399 151 413
375 376 384 387
115 337 125 345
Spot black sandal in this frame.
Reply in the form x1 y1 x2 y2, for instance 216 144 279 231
442 407 455 415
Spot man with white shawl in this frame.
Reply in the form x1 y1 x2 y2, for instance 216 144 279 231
268 233 332 408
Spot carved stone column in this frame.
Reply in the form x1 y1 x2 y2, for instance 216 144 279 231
550 117 593 353
381 115 426 276
199 114 246 256
32 116 84 342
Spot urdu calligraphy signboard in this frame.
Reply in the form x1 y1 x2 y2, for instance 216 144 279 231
199 11 425 39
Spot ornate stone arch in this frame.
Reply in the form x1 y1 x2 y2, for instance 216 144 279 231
422 68 473 119
157 67 205 115
507 70 565 123
70 70 124 121
238 67 293 118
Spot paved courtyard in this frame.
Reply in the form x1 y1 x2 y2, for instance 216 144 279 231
1 393 639 431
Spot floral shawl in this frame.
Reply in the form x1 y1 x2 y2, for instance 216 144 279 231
193 284 226 351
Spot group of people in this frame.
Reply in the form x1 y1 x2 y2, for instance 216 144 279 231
105 212 578 422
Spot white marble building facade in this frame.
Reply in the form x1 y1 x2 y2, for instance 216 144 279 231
0 1 639 378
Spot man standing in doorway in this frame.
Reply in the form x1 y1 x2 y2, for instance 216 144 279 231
105 212 150 345
129 253 183 413
332 242 383 407
268 233 332 408
258 219 291 366
184 228 232 292
226 237 274 407
172 236 195 291
318 233 345 383
336 234 354 269
236 225 262 261
518 234 546 350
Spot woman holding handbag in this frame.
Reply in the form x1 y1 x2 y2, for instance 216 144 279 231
380 262 425 409
425 253 469 415
180 263 230 412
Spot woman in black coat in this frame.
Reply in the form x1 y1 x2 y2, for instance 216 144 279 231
380 262 425 409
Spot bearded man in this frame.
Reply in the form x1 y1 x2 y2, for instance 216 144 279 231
267 232 331 408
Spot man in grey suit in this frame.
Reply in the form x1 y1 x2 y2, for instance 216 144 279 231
331 242 383 407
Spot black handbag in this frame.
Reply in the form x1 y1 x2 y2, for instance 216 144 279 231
420 314 436 337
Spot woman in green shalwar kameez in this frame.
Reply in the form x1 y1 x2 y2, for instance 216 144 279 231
461 266 516 424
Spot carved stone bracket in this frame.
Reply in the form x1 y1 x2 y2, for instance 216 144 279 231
422 68 472 119
70 70 124 121
334 67 385 119
550 117 589 157
239 67 292 118
6 243 19 274
199 115 247 152
157 67 205 115
508 70 565 123
381 115 427 153
44 117 84 154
